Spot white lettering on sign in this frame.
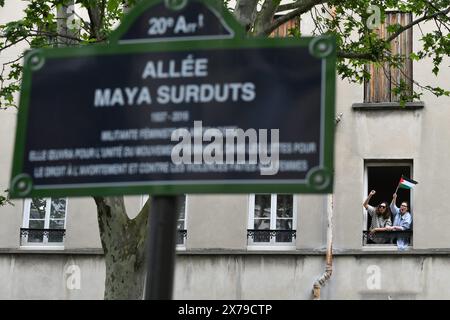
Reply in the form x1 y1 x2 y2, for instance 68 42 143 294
156 83 255 104
147 14 205 36
148 17 175 35
174 16 195 34
93 55 256 107
94 87 152 107
93 83 255 107
142 55 208 79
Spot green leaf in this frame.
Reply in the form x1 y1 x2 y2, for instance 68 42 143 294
0 190 13 207
409 52 422 61
107 0 120 12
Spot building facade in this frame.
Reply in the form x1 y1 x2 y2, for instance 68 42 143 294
1 1 450 299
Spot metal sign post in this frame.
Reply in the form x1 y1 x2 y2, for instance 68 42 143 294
145 195 178 300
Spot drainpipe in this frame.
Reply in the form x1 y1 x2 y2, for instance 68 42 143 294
311 113 342 299
312 193 333 300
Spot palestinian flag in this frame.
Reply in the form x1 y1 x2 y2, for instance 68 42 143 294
398 175 418 189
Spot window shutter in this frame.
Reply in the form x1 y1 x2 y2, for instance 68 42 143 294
270 16 300 38
365 12 413 103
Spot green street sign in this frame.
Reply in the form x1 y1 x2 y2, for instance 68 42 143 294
10 0 336 198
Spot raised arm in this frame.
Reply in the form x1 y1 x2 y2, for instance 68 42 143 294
390 193 399 215
363 190 376 209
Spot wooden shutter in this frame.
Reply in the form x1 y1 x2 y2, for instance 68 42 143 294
365 12 413 103
270 16 300 38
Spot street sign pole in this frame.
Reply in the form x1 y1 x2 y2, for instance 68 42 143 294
144 195 178 300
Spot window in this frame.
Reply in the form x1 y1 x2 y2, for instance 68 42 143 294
364 12 413 103
247 194 297 248
363 162 413 248
21 198 67 247
176 195 187 247
142 195 187 247
270 16 301 37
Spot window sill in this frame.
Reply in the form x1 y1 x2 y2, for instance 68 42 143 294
247 245 296 251
352 101 425 111
175 248 450 255
362 245 410 252
19 245 65 251
0 248 104 255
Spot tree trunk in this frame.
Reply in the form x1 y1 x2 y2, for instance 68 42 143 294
89 1 258 300
234 0 259 31
94 196 149 299
56 1 77 46
253 0 281 36
83 0 150 300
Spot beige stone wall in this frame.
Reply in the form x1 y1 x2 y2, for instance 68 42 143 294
0 253 105 299
174 254 450 299
1 253 449 300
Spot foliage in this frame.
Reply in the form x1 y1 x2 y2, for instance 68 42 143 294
1 0 449 108
314 0 450 102
0 190 13 207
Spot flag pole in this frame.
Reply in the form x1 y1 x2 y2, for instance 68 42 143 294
394 175 402 194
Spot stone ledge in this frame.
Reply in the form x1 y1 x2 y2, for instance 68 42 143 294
3 247 450 256
0 248 104 255
177 249 324 255
352 101 425 111
176 248 450 256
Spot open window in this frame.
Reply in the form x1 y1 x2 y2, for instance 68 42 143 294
363 161 413 248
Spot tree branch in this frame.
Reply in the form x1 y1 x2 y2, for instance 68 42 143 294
262 0 332 36
386 6 450 43
29 30 82 42
133 195 150 227
337 51 376 60
339 6 450 61
277 0 329 13
254 0 282 35
0 36 28 53
87 1 106 40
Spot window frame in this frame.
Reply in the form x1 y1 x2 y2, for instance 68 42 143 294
21 198 68 249
141 194 188 249
247 194 297 250
363 161 414 250
176 195 188 250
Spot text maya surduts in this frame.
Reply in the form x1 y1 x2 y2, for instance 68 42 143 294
93 54 256 107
